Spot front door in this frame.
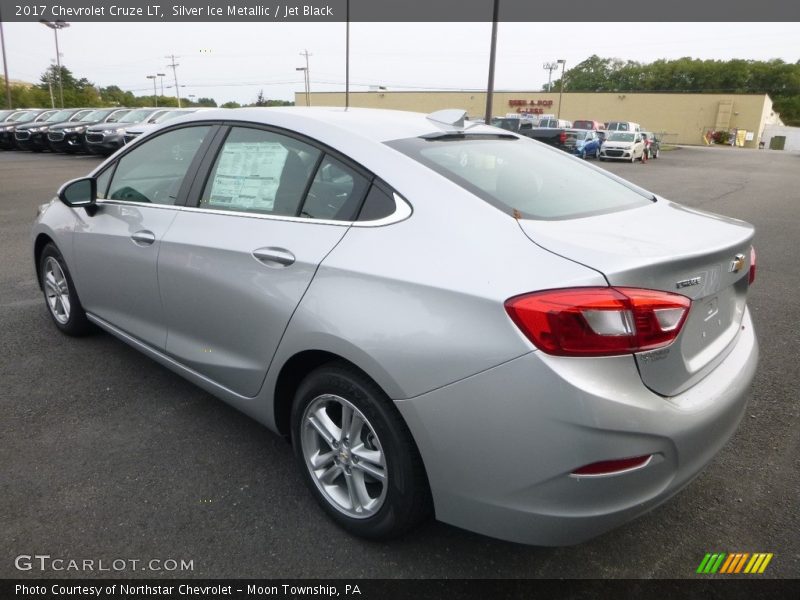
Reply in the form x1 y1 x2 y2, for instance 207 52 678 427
71 125 213 348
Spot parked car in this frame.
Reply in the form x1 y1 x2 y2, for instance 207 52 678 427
0 109 58 150
47 108 132 154
84 108 166 155
14 108 93 152
538 117 572 128
641 131 661 159
33 107 758 546
490 116 535 133
572 120 605 131
600 131 646 162
605 121 641 133
569 129 602 159
123 108 210 144
0 108 25 122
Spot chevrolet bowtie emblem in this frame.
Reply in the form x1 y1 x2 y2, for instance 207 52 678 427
729 253 746 274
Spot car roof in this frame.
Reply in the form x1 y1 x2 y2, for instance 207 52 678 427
174 106 497 144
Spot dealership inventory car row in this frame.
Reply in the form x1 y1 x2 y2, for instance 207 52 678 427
0 106 209 155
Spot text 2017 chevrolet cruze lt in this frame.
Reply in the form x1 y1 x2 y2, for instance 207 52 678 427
32 108 758 545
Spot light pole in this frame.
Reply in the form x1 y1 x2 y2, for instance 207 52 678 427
484 0 500 124
295 67 309 106
157 72 166 97
556 59 566 120
543 62 558 92
0 6 11 109
40 20 69 108
146 75 157 106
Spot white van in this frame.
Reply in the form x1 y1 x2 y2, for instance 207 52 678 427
605 121 641 133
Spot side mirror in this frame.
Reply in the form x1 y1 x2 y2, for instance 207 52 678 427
58 177 96 208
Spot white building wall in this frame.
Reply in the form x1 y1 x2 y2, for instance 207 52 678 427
762 125 800 152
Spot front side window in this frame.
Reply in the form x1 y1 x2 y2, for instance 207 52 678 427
106 126 211 205
387 135 652 220
200 127 320 216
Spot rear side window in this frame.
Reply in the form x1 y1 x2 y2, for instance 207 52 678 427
302 155 370 220
200 127 321 216
357 185 396 221
386 136 652 220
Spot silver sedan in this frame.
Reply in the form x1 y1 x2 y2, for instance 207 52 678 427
32 107 758 545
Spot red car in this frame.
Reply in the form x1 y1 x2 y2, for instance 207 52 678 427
572 119 605 131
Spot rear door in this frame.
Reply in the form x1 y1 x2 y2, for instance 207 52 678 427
158 125 370 397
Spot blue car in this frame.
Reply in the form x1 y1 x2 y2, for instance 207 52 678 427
569 129 602 159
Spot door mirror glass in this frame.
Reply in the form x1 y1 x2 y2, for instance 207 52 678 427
58 177 96 207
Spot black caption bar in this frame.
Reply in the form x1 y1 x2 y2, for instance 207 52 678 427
1 0 798 22
4 579 800 600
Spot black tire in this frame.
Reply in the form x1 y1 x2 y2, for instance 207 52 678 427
291 362 431 539
599 156 606 162
39 243 93 336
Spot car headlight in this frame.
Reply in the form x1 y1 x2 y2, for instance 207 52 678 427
29 126 47 133
63 126 86 133
0 126 11 132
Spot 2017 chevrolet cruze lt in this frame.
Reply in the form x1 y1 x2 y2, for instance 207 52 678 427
32 107 758 545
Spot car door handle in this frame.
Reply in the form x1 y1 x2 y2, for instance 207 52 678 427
252 247 295 268
131 230 156 246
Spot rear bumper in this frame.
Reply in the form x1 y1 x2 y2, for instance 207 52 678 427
396 308 758 545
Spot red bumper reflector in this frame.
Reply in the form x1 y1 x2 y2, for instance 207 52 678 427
571 455 652 476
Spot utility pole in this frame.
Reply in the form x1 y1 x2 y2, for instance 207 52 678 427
543 62 558 92
345 0 349 110
40 20 69 108
484 0 500 124
300 49 312 106
0 6 12 109
165 54 181 108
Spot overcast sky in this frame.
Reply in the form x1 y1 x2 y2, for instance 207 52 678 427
3 22 799 105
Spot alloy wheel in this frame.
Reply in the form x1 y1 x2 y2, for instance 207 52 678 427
300 393 388 519
43 257 71 324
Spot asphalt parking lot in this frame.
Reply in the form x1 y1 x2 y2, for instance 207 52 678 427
1 146 798 579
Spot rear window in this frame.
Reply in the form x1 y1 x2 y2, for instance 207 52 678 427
386 135 652 220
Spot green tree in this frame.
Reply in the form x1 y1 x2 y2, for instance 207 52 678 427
554 56 800 125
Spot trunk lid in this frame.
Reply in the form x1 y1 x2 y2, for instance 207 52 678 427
518 199 754 396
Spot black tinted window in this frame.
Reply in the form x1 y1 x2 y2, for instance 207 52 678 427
357 185 396 221
302 155 370 221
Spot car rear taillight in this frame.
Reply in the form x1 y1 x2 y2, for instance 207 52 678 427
505 287 691 357
749 246 756 285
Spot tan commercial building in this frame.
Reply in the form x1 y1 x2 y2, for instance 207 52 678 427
297 91 782 149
